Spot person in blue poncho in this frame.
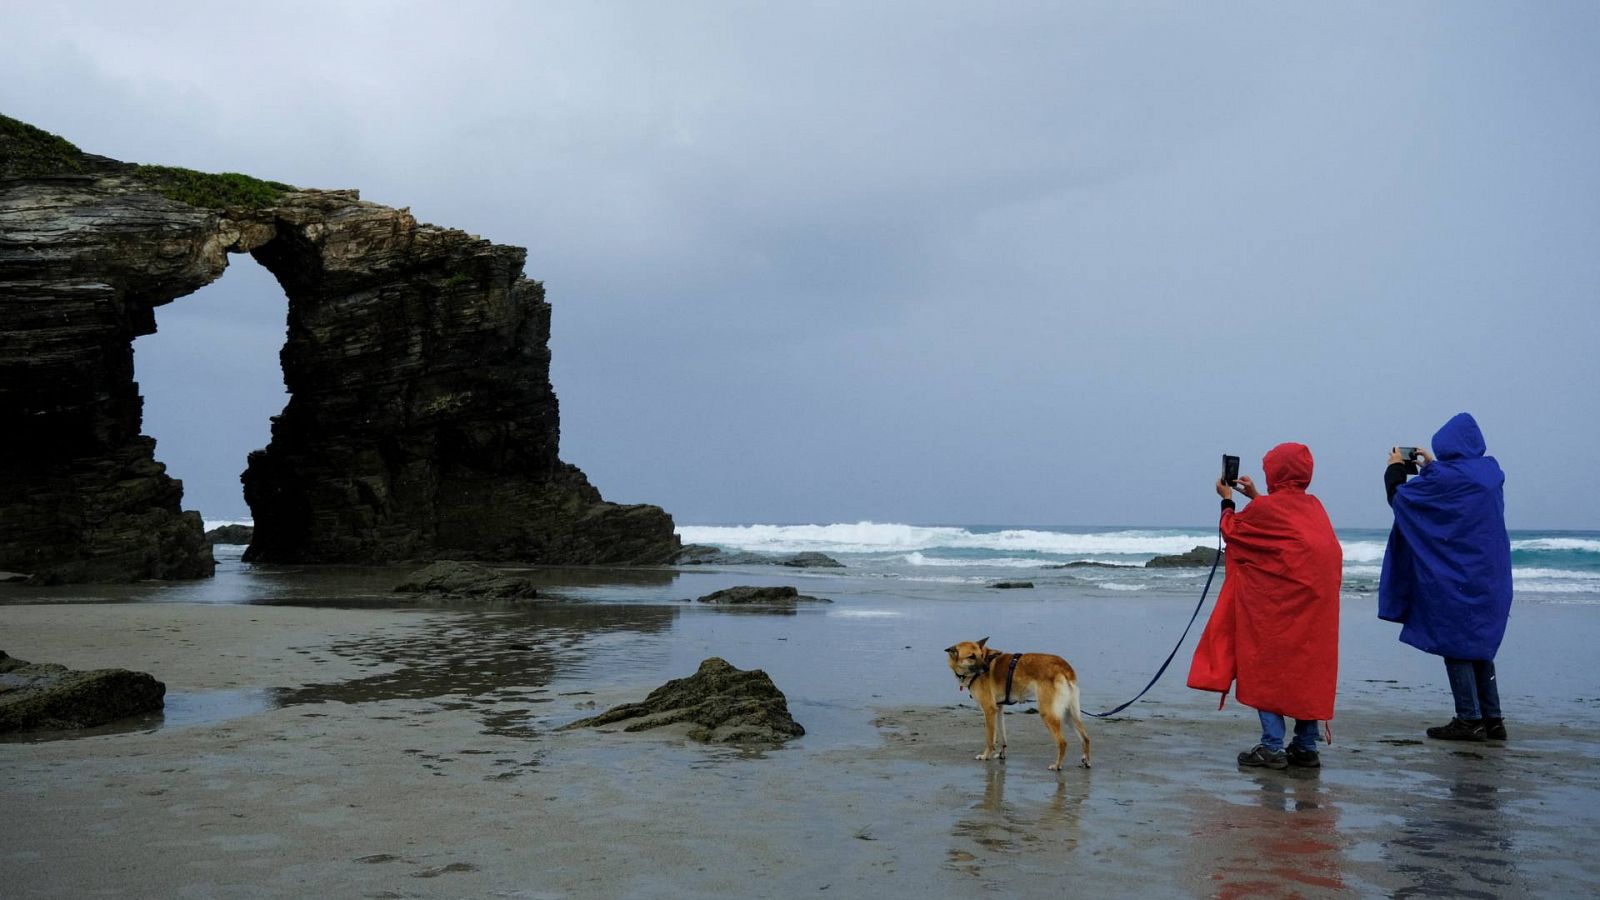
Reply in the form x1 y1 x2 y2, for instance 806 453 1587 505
1379 412 1514 742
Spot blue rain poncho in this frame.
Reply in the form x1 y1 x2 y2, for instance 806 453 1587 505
1378 413 1513 660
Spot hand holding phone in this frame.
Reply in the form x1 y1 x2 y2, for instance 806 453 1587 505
1398 446 1420 475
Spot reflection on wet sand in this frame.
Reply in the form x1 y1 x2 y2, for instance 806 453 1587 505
3 604 682 743
1383 766 1515 899
1188 771 1348 898
947 765 1083 881
275 604 679 736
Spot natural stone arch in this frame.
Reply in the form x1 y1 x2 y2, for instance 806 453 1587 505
0 116 679 583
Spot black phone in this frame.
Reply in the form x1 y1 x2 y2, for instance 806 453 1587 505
1398 446 1420 475
1222 454 1240 488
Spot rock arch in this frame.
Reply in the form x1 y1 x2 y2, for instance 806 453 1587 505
0 117 678 583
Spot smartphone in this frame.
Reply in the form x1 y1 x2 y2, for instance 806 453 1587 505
1398 446 1420 475
1222 454 1240 488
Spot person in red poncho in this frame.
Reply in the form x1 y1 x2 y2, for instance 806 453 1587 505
1187 443 1343 770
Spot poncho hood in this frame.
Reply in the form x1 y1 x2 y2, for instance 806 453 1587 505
1433 412 1487 461
1264 442 1313 493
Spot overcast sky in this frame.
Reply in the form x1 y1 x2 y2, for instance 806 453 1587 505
4 2 1597 529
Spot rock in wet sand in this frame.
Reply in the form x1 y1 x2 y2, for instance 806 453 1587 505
562 657 804 744
0 650 165 733
394 561 540 601
695 585 830 605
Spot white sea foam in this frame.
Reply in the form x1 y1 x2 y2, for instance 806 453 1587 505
903 552 1046 568
1339 541 1389 563
1512 538 1600 553
677 522 1214 556
1096 582 1148 592
829 609 907 618
1515 582 1600 595
1513 567 1600 581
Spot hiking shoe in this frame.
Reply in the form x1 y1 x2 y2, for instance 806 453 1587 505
1484 718 1508 741
1426 718 1487 742
1238 745 1288 769
1286 746 1321 768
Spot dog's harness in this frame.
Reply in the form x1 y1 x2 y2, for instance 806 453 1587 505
997 653 1023 707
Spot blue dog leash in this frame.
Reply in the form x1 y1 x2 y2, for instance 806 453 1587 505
1081 528 1224 719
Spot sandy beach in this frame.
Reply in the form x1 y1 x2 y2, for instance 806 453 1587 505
4 561 1599 899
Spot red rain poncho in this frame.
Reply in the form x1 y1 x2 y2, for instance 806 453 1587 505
1187 443 1342 721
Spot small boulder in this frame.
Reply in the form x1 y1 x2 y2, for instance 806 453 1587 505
394 561 539 601
779 552 845 568
988 581 1035 589
0 651 166 733
561 657 804 744
1044 561 1137 570
1145 546 1222 568
204 524 255 545
695 585 830 605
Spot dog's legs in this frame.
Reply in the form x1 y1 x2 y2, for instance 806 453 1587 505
1066 681 1092 769
977 702 999 760
997 705 1008 760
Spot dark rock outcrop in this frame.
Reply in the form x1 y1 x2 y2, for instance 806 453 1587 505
394 560 539 601
782 552 845 568
204 524 255 545
989 580 1035 589
0 115 679 582
561 657 804 744
1146 546 1222 568
694 585 831 605
0 650 165 733
674 544 725 565
1044 560 1138 570
675 546 844 568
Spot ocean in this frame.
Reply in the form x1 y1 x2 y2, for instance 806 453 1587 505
676 522 1600 603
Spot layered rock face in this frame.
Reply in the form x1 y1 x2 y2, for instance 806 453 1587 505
0 117 678 582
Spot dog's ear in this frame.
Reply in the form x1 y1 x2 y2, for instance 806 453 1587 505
944 645 957 656
983 647 1001 662
976 636 989 649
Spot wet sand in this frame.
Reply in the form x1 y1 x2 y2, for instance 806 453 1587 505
3 579 1599 898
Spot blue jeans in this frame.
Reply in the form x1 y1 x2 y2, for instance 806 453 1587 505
1444 658 1502 720
1258 710 1319 753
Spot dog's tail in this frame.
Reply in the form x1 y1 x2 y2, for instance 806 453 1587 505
1057 676 1092 766
1052 675 1078 722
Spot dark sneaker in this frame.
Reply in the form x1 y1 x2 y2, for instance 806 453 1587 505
1238 745 1288 769
1484 718 1508 741
1286 746 1321 768
1426 718 1487 742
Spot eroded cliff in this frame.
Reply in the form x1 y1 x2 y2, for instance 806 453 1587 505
0 116 679 582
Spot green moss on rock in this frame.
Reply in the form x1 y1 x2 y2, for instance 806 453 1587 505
0 114 85 177
133 164 294 210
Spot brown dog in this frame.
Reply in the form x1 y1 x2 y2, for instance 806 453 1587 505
945 637 1091 770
